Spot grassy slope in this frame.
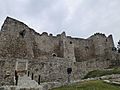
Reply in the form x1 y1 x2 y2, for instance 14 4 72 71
51 80 120 90
84 68 120 79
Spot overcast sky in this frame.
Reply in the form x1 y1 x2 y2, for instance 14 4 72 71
0 0 120 46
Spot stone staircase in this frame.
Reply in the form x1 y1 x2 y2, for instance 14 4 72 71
18 75 38 88
0 75 48 90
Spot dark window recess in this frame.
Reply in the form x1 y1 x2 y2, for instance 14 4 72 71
106 39 108 42
19 30 26 38
118 49 120 53
107 59 110 61
118 41 120 44
67 68 72 74
112 47 117 51
85 46 89 49
52 53 57 57
70 41 72 44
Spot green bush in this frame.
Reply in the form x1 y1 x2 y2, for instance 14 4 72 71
84 68 120 79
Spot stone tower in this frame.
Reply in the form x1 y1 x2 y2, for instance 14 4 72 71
59 32 76 62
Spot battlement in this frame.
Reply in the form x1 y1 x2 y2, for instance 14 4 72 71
0 17 115 62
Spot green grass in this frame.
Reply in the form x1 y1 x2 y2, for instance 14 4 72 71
51 80 120 90
84 68 120 79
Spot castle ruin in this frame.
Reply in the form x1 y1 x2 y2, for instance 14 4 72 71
0 17 119 86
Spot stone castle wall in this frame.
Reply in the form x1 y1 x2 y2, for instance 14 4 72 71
0 57 111 86
0 17 115 61
0 17 117 86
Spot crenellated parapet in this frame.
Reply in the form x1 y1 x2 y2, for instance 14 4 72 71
0 17 116 62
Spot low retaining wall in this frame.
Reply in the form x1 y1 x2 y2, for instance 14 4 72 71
103 80 120 86
0 85 46 90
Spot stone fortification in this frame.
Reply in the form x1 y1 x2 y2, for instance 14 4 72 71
0 17 115 61
0 17 118 86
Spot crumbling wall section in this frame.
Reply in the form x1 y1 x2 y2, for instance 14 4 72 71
70 38 94 62
0 58 16 86
88 33 115 60
34 32 60 58
0 17 35 58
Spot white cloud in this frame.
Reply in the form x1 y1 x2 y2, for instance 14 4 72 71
64 0 82 21
0 0 120 45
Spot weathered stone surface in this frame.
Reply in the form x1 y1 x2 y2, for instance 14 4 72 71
0 17 119 87
0 86 44 90
0 17 115 61
18 75 38 88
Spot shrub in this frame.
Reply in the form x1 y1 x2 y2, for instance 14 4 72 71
84 68 120 79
